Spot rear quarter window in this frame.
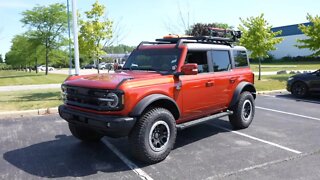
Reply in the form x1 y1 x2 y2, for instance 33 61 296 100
233 50 249 68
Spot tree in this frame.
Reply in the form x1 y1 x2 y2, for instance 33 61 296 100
0 54 3 63
103 44 135 54
21 3 68 75
238 14 283 80
163 1 196 35
103 18 127 47
5 34 43 71
296 14 320 56
186 23 233 36
79 0 113 73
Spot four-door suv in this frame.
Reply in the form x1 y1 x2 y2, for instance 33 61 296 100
59 31 256 163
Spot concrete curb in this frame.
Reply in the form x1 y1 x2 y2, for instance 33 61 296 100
257 89 287 94
0 107 58 120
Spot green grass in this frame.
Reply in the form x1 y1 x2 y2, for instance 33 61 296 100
0 88 62 112
0 74 293 111
254 74 291 91
250 61 320 72
0 70 67 86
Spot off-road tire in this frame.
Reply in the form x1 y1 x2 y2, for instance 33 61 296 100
229 91 255 129
291 81 308 98
69 123 103 142
129 107 177 164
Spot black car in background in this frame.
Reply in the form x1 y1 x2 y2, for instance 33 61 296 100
287 69 320 97
82 64 97 69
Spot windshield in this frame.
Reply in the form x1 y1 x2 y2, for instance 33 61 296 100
123 49 181 74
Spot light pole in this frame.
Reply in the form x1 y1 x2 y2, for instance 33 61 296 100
71 0 80 75
66 0 73 75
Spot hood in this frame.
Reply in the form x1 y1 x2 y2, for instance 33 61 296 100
64 71 163 89
292 72 313 78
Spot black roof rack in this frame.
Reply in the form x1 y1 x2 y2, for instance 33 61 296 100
156 36 235 47
137 29 241 49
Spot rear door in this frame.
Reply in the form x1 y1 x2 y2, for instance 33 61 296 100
208 50 235 109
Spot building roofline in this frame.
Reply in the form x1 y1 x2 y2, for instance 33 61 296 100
271 22 312 37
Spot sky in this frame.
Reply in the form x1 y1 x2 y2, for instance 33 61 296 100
0 0 319 57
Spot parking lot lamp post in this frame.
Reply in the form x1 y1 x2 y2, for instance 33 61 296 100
67 0 73 75
71 0 80 75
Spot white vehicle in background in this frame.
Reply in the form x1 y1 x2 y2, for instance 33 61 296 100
37 65 55 71
98 62 113 70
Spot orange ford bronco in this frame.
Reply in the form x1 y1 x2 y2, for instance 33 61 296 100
59 31 256 163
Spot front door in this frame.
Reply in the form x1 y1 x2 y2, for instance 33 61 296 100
179 50 217 121
309 70 320 92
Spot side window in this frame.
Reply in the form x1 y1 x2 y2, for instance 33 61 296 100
211 50 231 72
233 50 248 68
185 51 209 73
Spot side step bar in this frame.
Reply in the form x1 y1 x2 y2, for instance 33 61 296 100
176 111 233 130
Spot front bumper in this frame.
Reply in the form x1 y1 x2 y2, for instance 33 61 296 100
59 105 136 137
287 79 294 92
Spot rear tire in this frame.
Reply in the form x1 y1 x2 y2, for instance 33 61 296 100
129 107 176 164
291 81 308 98
69 123 103 142
229 91 255 129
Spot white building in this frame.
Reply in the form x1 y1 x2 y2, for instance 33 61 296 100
269 22 313 59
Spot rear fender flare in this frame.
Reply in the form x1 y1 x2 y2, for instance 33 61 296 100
229 82 256 108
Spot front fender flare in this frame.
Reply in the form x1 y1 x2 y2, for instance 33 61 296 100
129 94 180 119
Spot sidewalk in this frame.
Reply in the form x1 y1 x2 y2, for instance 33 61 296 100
253 69 317 76
0 84 61 92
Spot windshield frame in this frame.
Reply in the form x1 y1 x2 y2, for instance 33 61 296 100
122 48 182 75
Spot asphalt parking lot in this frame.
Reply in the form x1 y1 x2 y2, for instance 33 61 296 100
1 92 320 180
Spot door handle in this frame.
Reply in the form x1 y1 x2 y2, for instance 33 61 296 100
206 81 214 87
229 78 236 84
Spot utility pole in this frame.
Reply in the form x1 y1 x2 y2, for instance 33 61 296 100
67 0 73 75
72 0 80 75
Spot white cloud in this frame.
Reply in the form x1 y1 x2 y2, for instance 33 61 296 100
0 1 32 9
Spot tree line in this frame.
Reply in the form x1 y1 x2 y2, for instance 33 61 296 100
5 1 116 74
3 0 320 76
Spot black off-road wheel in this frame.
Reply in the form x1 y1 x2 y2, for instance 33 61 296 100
229 91 255 129
129 107 177 164
69 123 104 142
291 81 308 98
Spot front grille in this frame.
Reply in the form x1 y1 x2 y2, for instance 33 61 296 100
63 86 122 111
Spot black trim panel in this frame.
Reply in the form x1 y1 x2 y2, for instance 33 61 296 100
59 105 136 137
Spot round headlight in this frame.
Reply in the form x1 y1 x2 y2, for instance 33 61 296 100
107 93 119 108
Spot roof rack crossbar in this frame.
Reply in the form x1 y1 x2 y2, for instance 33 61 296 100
156 36 235 47
178 40 233 47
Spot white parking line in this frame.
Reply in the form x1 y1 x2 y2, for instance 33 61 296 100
256 106 320 122
211 124 302 154
206 152 306 179
54 120 66 123
101 138 154 180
